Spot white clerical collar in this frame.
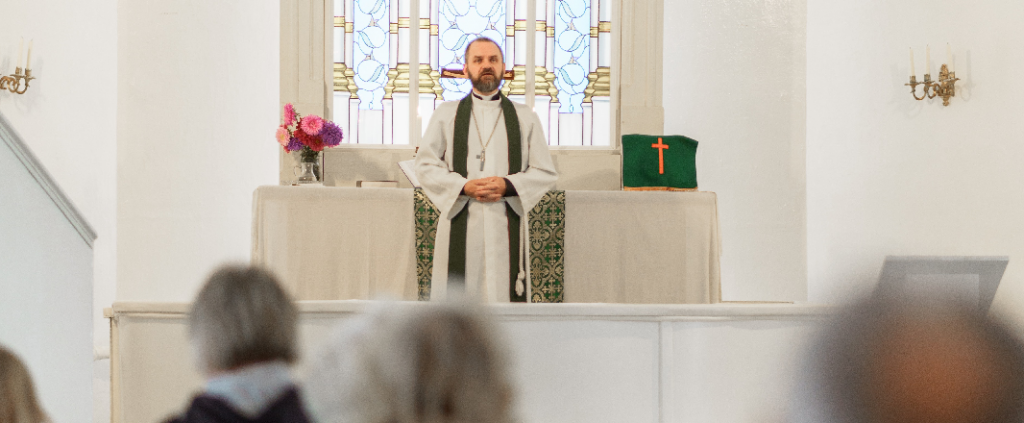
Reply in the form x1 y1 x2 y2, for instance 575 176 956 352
472 91 501 101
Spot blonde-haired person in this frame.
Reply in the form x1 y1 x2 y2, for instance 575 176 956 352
302 302 516 423
164 265 310 423
0 345 49 423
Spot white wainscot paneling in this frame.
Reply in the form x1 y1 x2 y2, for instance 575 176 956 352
111 302 829 423
666 320 822 423
501 320 660 423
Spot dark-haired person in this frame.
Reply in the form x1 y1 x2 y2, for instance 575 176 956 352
415 37 557 303
791 293 1024 423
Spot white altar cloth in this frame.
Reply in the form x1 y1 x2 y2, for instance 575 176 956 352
252 186 721 303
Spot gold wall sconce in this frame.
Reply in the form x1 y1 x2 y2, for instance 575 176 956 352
1 68 34 95
2 38 35 95
906 44 959 106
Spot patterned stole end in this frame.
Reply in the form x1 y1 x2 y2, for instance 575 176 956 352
528 191 565 303
414 188 440 301
413 189 566 303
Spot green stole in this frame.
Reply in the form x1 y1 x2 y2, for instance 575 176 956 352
449 92 526 302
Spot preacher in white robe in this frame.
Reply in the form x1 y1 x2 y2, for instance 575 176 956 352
415 92 558 303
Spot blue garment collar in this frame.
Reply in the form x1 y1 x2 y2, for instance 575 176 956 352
205 361 294 419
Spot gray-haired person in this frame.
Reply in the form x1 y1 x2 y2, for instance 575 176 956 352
791 293 1024 423
302 302 515 423
165 265 310 423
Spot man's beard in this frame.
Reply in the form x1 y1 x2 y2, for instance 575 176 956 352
468 68 502 93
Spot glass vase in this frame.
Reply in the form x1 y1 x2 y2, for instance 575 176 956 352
293 152 321 185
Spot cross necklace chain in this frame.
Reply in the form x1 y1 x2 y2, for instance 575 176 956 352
471 104 504 171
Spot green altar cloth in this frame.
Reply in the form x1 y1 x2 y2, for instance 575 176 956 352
622 134 698 191
415 188 565 303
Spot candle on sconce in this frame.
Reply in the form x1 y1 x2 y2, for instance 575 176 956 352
904 42 961 107
947 43 953 73
1 36 36 95
926 45 931 75
26 40 32 69
909 48 915 77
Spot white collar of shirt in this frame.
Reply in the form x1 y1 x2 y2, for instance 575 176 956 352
472 91 501 101
472 94 502 112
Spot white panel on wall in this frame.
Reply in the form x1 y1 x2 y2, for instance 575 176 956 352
806 0 1024 319
0 140 94 423
501 321 660 423
115 316 201 423
117 1 281 302
663 0 808 301
667 320 821 423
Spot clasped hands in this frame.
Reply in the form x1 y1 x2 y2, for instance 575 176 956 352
463 176 507 202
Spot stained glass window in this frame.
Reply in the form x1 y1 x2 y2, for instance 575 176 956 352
332 0 611 145
353 0 390 110
553 0 590 113
438 0 506 101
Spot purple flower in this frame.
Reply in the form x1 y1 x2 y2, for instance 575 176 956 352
286 137 304 152
320 121 344 147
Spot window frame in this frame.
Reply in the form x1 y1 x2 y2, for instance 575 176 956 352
280 0 665 181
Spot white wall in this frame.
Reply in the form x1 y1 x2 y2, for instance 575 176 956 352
806 0 1024 318
116 1 280 302
0 2 116 422
0 139 94 423
663 0 808 301
0 0 118 365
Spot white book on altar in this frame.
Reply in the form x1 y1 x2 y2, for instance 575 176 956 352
357 181 399 188
398 159 421 188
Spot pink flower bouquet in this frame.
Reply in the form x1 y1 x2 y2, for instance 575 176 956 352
276 103 343 161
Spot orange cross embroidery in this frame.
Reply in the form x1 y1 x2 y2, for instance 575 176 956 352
651 137 669 174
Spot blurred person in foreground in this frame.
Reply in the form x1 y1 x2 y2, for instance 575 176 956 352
791 292 1024 423
165 265 310 423
0 345 49 423
302 302 515 423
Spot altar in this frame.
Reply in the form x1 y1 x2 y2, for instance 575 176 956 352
252 186 722 303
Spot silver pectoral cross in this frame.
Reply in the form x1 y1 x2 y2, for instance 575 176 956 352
477 150 486 171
